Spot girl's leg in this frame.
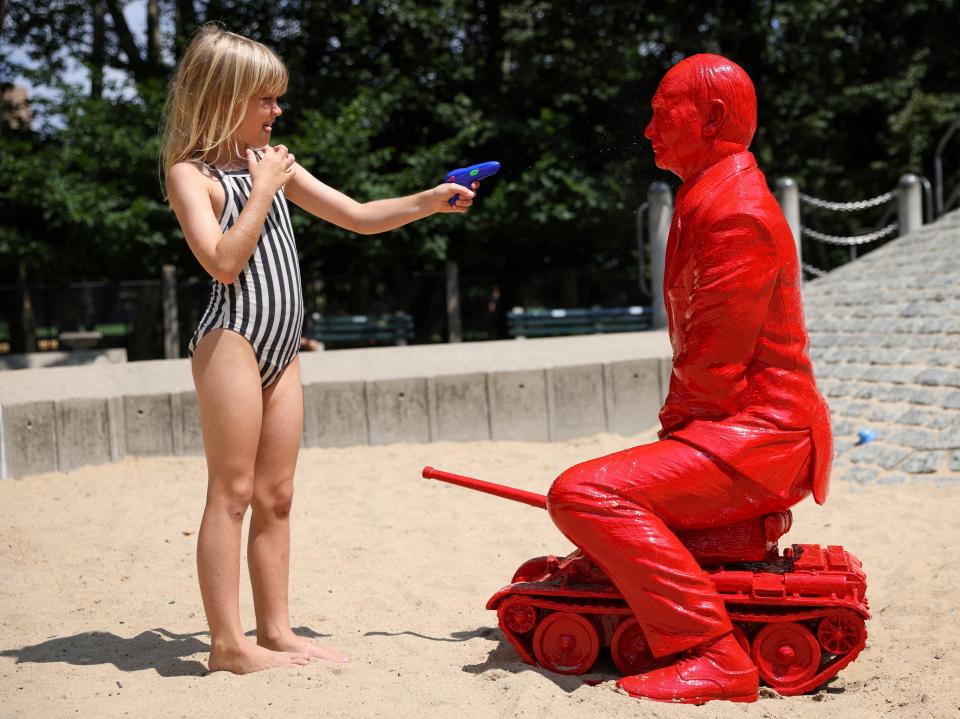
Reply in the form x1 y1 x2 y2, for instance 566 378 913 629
192 329 309 673
248 355 348 662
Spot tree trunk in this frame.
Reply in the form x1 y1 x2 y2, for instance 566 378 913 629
104 0 147 79
204 0 226 25
174 0 198 59
18 260 37 353
91 0 105 100
482 0 504 91
445 260 462 343
147 0 162 69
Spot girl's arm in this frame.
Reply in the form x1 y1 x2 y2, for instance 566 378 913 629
167 146 295 284
282 153 477 235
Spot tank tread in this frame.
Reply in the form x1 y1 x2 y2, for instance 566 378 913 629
494 596 629 667
745 609 868 696
494 596 867 694
501 595 631 616
728 606 867 624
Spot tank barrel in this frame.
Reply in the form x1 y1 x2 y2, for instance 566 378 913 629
421 466 548 510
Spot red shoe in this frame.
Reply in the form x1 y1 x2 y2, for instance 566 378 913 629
616 632 759 704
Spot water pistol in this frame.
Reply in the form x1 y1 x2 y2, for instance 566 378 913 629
444 161 501 205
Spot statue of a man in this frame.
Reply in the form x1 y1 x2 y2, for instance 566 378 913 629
547 54 833 704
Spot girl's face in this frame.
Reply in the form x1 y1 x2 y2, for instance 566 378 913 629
235 94 283 150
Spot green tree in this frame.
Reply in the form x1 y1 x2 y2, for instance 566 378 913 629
2 0 959 352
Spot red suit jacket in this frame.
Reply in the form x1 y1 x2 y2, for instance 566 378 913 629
658 151 832 504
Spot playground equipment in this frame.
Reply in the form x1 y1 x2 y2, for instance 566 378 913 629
422 466 869 697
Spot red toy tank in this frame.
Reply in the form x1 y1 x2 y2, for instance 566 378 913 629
423 466 869 697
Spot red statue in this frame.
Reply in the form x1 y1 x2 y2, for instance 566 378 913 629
423 53 867 705
547 53 835 704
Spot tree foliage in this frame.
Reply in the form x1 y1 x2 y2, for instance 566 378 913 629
2 0 959 348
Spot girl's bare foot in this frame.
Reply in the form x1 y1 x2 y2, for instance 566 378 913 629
208 640 310 674
258 631 350 663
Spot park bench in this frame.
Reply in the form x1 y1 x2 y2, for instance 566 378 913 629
508 306 652 339
307 312 414 348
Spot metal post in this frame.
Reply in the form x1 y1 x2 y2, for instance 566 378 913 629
445 259 462 343
898 174 923 236
647 182 672 330
162 264 180 359
775 177 802 271
934 118 960 217
635 202 651 298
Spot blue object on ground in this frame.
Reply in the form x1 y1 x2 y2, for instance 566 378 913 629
856 428 876 445
444 161 501 205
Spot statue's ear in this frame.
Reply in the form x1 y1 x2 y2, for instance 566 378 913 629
701 99 726 139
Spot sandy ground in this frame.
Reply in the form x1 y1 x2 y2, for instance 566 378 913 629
1 430 958 719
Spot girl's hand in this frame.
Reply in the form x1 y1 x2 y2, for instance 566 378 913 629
247 144 296 194
427 180 481 214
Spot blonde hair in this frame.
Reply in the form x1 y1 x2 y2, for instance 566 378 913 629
159 25 288 190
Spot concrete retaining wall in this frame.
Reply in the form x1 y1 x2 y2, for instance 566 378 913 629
0 331 672 479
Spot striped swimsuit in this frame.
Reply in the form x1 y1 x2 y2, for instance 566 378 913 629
187 164 304 388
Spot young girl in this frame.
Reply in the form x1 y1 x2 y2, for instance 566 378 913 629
160 26 480 674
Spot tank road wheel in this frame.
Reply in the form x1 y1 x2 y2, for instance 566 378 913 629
498 597 538 635
817 611 866 656
532 612 601 675
752 622 822 688
610 617 661 676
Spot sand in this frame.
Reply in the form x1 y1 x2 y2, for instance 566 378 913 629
1 430 958 719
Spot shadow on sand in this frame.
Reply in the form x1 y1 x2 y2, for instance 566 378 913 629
366 624 616 694
464 632 619 693
363 626 500 643
0 626 329 678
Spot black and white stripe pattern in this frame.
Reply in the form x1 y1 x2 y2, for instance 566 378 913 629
187 165 304 389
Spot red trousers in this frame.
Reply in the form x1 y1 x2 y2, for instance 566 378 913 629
547 439 809 657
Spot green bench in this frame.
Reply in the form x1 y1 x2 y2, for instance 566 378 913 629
307 313 414 348
508 306 653 339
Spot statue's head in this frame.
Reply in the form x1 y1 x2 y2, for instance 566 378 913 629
644 54 756 180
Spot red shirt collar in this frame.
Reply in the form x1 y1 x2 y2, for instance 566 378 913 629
675 150 757 213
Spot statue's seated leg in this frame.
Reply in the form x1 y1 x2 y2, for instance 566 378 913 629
546 438 802 703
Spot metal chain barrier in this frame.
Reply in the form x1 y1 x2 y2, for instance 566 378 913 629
801 222 899 246
799 190 898 212
776 174 925 281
